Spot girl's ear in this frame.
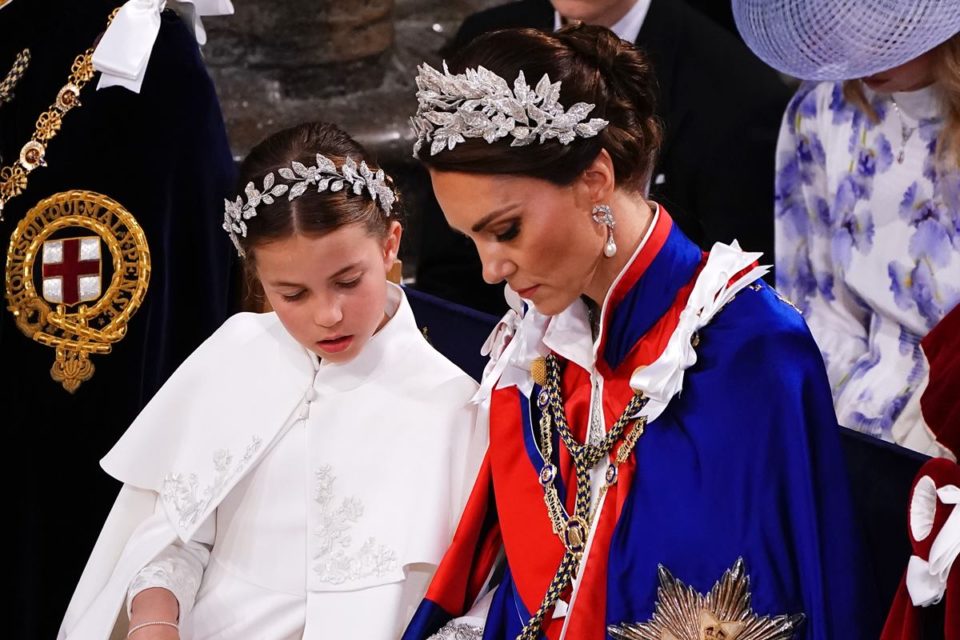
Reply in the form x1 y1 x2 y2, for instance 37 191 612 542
382 221 403 270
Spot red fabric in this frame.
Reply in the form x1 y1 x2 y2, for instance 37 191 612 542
595 210 673 363
881 458 960 640
920 305 960 458
488 388 567 637
881 574 922 640
423 454 503 614
562 259 706 636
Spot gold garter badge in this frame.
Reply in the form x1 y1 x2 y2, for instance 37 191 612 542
5 190 150 392
608 559 803 640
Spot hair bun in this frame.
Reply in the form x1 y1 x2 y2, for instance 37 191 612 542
555 23 662 188
422 25 662 192
555 23 658 121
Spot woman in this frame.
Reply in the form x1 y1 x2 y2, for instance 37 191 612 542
57 122 484 639
402 25 878 640
734 0 960 456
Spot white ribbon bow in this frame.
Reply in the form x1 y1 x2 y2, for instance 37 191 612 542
473 288 550 404
628 242 767 420
473 242 768 414
92 0 234 93
907 478 960 607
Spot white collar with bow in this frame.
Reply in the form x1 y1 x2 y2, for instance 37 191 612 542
474 213 767 428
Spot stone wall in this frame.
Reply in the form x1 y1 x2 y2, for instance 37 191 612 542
202 0 505 278
203 0 505 162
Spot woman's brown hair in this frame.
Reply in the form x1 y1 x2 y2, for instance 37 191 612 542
416 23 662 193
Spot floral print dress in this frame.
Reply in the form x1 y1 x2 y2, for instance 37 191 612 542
775 81 959 450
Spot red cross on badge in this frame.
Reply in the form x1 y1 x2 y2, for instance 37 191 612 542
41 236 102 306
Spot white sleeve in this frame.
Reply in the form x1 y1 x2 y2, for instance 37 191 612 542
125 504 215 619
774 82 869 389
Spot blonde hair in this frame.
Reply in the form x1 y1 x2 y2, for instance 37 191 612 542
842 32 960 168
932 34 960 163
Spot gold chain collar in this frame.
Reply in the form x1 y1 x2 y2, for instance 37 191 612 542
0 9 117 222
517 354 649 640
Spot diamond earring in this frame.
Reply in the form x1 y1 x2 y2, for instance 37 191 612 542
592 204 617 258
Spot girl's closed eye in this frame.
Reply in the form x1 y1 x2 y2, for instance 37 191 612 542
281 289 306 301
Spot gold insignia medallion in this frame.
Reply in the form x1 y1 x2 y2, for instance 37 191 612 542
608 559 804 640
5 190 150 392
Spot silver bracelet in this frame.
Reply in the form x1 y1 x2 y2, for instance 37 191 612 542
127 620 179 637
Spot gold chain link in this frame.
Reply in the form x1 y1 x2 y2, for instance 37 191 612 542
0 10 117 221
518 354 649 640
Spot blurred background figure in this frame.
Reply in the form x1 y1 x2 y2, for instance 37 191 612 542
734 0 960 457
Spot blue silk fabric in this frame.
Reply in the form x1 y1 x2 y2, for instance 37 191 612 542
404 218 882 639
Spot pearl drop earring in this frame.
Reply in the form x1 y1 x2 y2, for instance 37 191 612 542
592 204 617 258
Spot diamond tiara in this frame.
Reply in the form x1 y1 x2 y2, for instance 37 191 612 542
411 62 609 157
222 154 396 256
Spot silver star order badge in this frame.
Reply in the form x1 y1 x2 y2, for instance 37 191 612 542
608 559 803 640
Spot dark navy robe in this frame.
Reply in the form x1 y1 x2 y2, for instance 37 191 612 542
0 4 235 637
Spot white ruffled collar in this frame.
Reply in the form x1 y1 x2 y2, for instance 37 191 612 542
474 210 768 425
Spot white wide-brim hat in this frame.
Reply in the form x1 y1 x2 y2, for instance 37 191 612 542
733 0 960 81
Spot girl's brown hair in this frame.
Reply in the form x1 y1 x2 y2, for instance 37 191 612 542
416 23 662 193
236 121 401 261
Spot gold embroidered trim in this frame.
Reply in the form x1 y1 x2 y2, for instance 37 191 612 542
5 190 150 391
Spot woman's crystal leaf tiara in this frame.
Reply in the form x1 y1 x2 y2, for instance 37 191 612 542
411 62 609 157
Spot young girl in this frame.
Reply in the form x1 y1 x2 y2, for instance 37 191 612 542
58 122 483 639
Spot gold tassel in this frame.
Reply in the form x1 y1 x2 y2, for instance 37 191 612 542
530 356 547 387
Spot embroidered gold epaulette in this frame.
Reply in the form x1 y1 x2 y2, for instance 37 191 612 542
5 190 150 392
608 559 804 640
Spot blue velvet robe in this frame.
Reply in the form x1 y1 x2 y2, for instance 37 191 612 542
404 212 881 639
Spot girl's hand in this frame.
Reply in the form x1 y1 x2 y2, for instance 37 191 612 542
128 588 180 639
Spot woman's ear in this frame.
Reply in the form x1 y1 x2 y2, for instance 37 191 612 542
382 220 403 269
575 148 616 208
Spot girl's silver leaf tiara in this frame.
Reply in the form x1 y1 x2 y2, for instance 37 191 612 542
222 154 397 256
410 61 609 157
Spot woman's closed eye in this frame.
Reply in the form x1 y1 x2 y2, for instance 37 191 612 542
336 276 362 289
493 220 521 242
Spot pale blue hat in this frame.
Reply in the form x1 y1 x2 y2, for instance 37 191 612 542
733 0 960 81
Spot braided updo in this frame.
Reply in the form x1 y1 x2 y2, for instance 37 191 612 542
415 24 662 193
